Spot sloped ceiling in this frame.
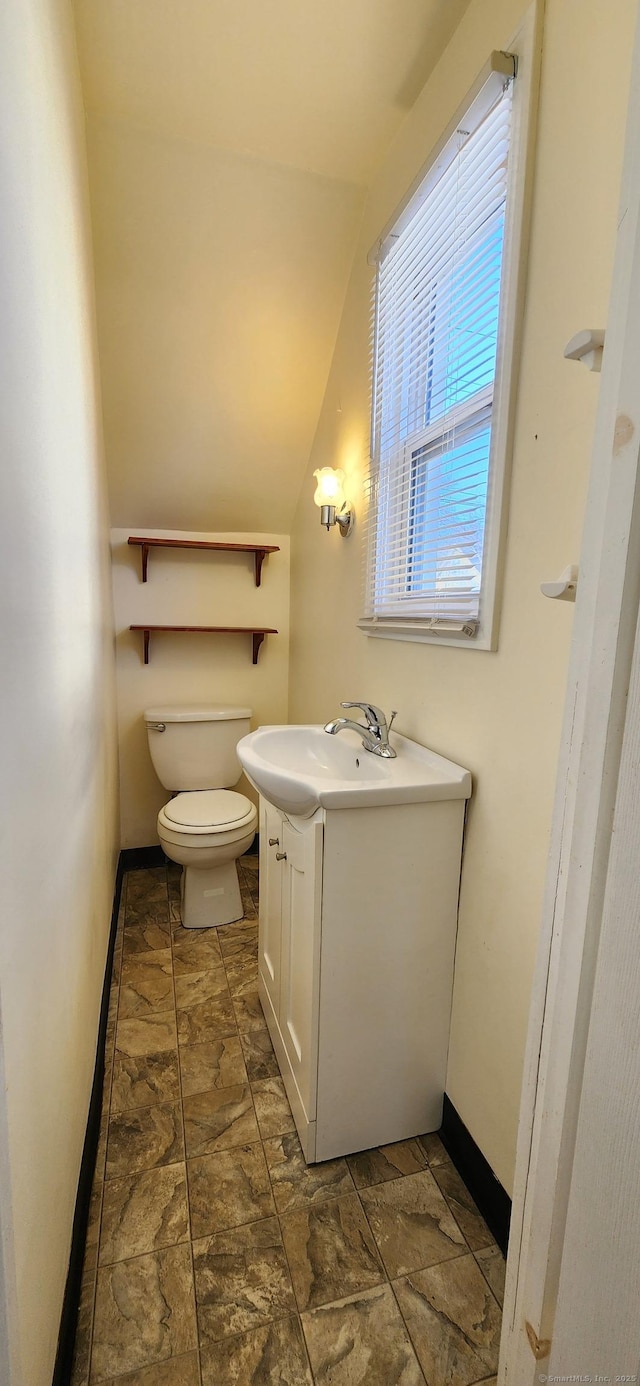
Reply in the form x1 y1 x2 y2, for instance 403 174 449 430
74 0 472 530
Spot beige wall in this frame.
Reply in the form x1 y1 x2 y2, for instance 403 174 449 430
87 117 364 534
112 529 290 846
73 0 475 186
0 0 119 1380
288 0 636 1193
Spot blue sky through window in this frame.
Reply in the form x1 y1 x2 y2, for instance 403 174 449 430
438 216 504 416
409 419 491 593
408 213 504 594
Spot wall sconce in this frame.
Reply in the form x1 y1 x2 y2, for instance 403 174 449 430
313 467 354 537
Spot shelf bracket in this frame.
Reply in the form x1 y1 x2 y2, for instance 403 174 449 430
140 544 150 582
541 564 579 602
143 629 150 663
254 549 267 587
252 631 266 664
564 329 605 373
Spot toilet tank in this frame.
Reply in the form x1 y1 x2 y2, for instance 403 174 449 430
144 704 252 791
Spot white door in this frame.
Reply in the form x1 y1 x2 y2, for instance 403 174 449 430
258 799 284 1017
502 1 640 1374
279 816 323 1121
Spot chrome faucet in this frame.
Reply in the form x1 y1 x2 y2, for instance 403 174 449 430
324 701 397 758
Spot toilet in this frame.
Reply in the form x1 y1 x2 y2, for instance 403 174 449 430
144 703 257 929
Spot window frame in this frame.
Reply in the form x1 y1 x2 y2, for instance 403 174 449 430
359 8 539 652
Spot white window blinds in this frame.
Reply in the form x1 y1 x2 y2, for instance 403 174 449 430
363 63 515 637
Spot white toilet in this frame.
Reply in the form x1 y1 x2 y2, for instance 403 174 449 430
144 703 257 929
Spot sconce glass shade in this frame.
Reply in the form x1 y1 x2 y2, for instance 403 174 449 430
313 467 346 509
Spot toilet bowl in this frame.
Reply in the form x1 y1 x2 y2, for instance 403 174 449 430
144 703 256 929
157 788 257 928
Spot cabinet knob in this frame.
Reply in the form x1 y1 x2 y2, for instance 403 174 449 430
275 851 287 861
268 837 280 847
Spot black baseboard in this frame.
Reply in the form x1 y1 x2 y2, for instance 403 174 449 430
52 853 125 1386
119 844 166 871
440 1094 511 1255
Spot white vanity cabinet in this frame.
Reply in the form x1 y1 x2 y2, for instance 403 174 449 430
258 798 322 1133
257 793 467 1163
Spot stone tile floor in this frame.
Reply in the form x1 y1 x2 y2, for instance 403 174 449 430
72 858 505 1386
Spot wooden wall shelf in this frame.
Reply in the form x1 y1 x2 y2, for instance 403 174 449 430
128 536 280 586
129 625 278 665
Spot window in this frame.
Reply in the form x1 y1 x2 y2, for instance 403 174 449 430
361 52 525 649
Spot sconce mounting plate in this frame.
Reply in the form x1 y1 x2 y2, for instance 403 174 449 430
335 507 354 538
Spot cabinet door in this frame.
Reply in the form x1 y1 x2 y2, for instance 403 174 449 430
258 799 284 1016
279 816 323 1120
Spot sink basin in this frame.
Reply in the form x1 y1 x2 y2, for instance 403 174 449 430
238 724 472 818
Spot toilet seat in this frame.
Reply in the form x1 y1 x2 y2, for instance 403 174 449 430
157 790 257 853
163 789 254 834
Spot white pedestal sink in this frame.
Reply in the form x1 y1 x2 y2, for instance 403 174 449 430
237 723 472 1162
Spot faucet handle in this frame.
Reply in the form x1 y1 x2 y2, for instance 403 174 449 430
340 700 387 731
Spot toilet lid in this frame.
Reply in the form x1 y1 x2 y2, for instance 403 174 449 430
164 789 254 830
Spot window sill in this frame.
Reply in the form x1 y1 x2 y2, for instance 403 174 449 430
358 617 494 651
